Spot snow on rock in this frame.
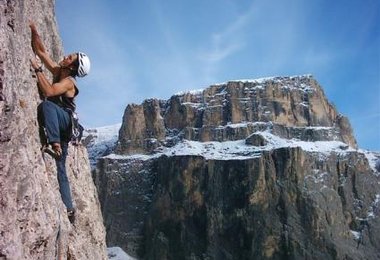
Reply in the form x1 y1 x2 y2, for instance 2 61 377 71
350 230 361 241
360 149 380 175
175 88 205 96
83 123 121 168
212 74 313 86
105 131 356 162
167 132 353 159
108 247 136 260
84 124 122 145
174 75 315 100
368 194 380 219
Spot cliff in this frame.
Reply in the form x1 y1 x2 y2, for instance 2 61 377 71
0 1 107 259
94 76 380 259
116 76 357 155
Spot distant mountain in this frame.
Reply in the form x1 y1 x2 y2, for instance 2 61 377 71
91 75 380 259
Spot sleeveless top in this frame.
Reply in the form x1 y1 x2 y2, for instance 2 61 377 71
48 76 79 112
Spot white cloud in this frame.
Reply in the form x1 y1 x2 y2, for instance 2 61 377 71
199 3 254 63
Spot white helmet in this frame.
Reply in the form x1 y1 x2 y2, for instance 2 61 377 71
77 52 91 77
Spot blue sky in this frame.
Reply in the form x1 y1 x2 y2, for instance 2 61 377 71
55 0 379 151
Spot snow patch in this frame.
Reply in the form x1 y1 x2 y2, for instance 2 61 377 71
367 194 380 218
205 75 313 87
83 123 121 168
175 88 204 96
310 170 328 183
83 123 121 146
104 153 161 161
108 247 136 260
360 149 380 175
106 131 355 162
257 131 354 155
229 74 313 84
281 83 314 93
350 230 361 241
182 102 204 108
223 121 269 129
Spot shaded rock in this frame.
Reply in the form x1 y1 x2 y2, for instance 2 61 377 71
94 155 156 257
142 150 379 259
96 148 380 259
246 133 268 146
376 159 380 172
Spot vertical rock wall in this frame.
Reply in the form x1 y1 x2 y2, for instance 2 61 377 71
117 76 357 155
140 150 379 259
0 1 107 259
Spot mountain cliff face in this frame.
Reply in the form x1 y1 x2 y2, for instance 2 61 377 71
94 75 380 259
0 1 107 259
116 76 357 155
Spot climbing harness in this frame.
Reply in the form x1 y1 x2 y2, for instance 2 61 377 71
67 109 84 146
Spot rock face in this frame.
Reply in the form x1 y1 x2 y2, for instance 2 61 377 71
117 99 166 154
140 151 379 260
95 75 380 259
0 1 107 259
116 76 357 155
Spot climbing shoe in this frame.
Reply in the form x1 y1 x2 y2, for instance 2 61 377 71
67 209 75 224
41 143 62 159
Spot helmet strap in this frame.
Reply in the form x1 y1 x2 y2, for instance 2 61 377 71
59 65 76 77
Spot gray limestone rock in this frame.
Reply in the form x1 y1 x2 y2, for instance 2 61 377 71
0 1 107 259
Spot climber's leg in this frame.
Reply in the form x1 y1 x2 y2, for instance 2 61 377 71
55 142 74 211
37 100 71 144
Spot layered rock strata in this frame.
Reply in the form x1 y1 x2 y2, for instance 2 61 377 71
145 149 380 259
0 1 107 259
94 75 379 259
116 76 357 155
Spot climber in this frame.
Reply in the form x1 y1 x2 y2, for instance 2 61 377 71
29 21 90 224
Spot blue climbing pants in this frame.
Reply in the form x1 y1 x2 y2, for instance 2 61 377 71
38 100 71 144
38 100 74 210
56 142 73 210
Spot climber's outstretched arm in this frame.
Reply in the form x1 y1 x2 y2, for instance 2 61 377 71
29 21 60 75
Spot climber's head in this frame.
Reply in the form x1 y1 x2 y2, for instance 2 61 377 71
76 52 91 77
59 52 91 78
